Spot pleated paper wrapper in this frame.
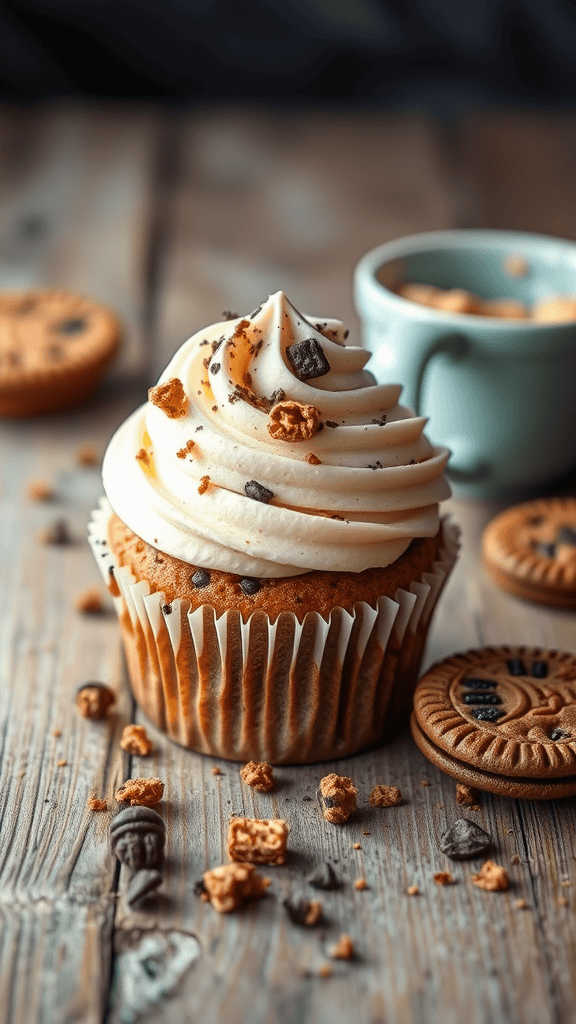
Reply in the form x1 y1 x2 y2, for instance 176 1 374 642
89 498 459 764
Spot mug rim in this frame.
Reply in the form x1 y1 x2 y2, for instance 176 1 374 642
354 228 576 334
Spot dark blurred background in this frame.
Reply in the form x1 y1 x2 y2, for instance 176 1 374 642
2 0 576 109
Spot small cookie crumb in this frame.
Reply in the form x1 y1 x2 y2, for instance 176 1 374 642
407 885 419 896
456 783 479 806
511 853 521 865
39 518 71 545
212 766 223 776
268 400 320 442
318 964 333 978
240 761 275 793
115 777 164 807
471 860 509 892
354 877 367 891
57 759 67 767
558 896 569 907
53 728 62 737
27 479 54 501
202 862 270 913
317 773 357 824
120 724 153 756
562 879 571 888
149 377 188 418
283 898 322 926
329 934 354 960
369 784 402 808
516 898 528 909
177 439 196 459
87 797 107 812
76 443 100 466
74 587 106 614
76 683 115 720
421 780 431 787
16 769 26 778
352 843 362 850
434 871 455 886
228 817 288 865
306 453 322 465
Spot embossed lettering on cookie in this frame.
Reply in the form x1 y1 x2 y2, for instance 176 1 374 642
411 646 576 800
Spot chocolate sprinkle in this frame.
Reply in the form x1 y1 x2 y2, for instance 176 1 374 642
192 568 211 588
239 577 261 595
440 819 492 860
551 728 571 741
163 604 172 615
245 480 274 504
286 337 331 380
473 707 505 721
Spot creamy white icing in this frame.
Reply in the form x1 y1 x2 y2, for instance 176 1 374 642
103 291 450 577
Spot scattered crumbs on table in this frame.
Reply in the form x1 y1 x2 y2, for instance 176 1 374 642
317 773 357 823
87 797 107 812
26 479 54 501
120 724 153 756
74 586 106 614
421 780 431 787
329 934 354 960
212 766 223 776
53 727 62 737
434 871 455 886
516 898 528 909
283 897 323 927
76 683 115 720
456 783 479 806
57 759 67 767
115 777 164 807
562 879 571 887
228 816 288 866
352 842 362 850
39 518 71 545
511 853 521 865
362 831 371 836
471 861 509 891
75 443 100 466
318 964 333 978
407 885 419 896
16 769 26 778
558 897 569 907
369 784 402 807
354 877 367 891
240 760 275 792
437 803 445 809
202 862 270 913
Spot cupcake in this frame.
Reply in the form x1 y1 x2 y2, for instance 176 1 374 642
89 292 457 763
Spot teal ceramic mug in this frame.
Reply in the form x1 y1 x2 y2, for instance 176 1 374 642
354 229 576 498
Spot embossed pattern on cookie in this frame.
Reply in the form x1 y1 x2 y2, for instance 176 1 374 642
411 646 576 799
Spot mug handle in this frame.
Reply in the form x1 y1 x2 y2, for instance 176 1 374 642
403 331 490 483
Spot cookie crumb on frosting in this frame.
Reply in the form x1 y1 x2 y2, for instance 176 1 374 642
240 761 275 792
306 452 322 465
268 400 320 442
149 377 188 418
198 475 210 495
177 439 196 458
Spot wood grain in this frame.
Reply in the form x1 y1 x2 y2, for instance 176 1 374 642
2 105 576 1024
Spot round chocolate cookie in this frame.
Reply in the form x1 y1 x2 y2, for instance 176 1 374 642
482 498 576 608
411 646 576 799
0 290 121 417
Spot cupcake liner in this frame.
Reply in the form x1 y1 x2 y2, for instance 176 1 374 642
89 498 459 764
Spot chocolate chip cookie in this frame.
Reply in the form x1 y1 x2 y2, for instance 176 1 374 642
411 646 576 799
482 498 576 608
0 290 121 416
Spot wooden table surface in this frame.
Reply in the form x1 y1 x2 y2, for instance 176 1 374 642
1 102 576 1024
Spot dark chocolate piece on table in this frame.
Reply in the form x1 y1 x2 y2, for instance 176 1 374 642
440 818 492 860
305 862 340 890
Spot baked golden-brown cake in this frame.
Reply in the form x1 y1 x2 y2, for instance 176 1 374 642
90 291 457 763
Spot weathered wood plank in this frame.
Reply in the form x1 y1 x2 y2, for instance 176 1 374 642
0 103 160 1024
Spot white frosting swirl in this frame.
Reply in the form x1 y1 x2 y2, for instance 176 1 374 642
103 291 450 577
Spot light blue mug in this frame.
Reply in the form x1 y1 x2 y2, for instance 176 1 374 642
354 230 576 498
